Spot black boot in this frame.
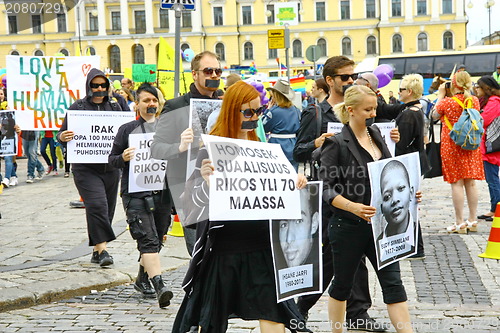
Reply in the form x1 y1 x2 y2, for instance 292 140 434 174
150 275 173 308
134 266 155 297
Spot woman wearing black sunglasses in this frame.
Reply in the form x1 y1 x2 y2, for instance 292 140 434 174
263 79 301 171
173 80 309 333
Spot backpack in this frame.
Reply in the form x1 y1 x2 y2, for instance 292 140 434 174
444 97 483 150
419 98 435 119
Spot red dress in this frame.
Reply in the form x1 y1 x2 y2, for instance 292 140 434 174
436 94 485 183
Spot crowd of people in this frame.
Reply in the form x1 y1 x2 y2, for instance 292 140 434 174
2 49 500 333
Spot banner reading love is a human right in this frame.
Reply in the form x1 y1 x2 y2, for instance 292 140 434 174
7 56 100 130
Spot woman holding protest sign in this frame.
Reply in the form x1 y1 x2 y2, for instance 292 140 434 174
320 85 414 333
57 68 123 267
108 83 173 308
173 80 309 333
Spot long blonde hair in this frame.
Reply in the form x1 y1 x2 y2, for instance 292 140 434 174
333 85 376 124
452 71 472 99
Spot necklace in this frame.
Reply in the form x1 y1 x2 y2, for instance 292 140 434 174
366 128 379 161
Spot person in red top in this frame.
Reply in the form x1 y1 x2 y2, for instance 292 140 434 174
476 76 500 223
434 71 485 233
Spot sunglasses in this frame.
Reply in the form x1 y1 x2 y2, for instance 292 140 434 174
333 73 358 82
240 105 267 118
198 67 223 76
90 82 109 89
399 88 407 92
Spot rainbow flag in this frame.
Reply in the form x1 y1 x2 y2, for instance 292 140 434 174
290 77 306 93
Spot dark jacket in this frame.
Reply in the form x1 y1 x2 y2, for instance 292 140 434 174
320 124 392 220
375 94 406 123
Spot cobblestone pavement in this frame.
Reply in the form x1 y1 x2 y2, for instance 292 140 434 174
0 158 499 332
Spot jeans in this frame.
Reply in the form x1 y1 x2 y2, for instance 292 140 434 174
22 139 44 178
484 161 500 213
3 156 17 179
41 137 57 170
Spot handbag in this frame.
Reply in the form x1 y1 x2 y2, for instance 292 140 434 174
424 122 442 179
485 116 500 154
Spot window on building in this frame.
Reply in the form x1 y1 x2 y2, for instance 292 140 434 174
367 36 377 55
244 42 253 60
60 48 69 56
86 47 96 55
442 0 452 14
32 15 42 33
317 38 327 58
159 8 169 28
57 13 67 32
213 7 223 26
215 43 225 61
268 48 278 59
443 31 453 50
341 1 350 20
392 0 401 16
89 13 98 31
366 0 376 18
316 2 326 21
267 4 275 24
392 34 402 52
418 32 428 51
111 12 121 31
109 45 121 73
10 50 19 55
34 50 44 56
242 6 252 25
182 11 192 28
417 0 427 15
135 11 146 34
133 44 145 64
293 40 302 58
8 16 18 34
342 37 352 56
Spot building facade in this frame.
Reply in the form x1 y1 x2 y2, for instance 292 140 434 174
0 0 467 74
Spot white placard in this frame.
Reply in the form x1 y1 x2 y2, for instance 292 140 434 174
0 110 18 156
7 56 100 130
327 122 343 135
202 134 301 221
67 111 135 163
128 132 167 193
374 122 396 157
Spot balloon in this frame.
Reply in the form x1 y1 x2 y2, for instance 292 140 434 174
301 61 305 64
373 64 394 88
377 73 392 88
0 68 6 76
183 49 195 62
113 80 121 90
1 74 6 88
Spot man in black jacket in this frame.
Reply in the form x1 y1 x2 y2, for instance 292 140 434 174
294 56 389 332
151 51 222 255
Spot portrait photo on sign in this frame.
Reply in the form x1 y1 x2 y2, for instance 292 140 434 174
270 181 323 302
0 110 17 156
368 152 420 270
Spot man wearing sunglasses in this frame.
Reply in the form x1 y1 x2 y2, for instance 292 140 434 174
151 51 222 256
294 56 390 332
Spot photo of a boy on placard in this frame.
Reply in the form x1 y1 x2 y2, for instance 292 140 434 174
270 181 323 302
368 152 420 270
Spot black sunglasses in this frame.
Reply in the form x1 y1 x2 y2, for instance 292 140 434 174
199 67 223 76
399 88 407 92
90 82 109 89
240 105 267 118
333 73 358 82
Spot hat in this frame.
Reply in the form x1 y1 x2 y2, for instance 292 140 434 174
497 64 500 69
266 79 295 102
458 64 466 70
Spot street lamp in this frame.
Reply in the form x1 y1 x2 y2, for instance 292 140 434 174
486 0 496 45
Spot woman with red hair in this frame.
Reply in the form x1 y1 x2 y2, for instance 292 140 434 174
173 80 309 333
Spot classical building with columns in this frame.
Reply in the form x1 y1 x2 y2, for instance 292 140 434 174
0 0 467 74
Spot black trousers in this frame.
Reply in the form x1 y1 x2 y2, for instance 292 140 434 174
297 202 372 320
73 165 120 246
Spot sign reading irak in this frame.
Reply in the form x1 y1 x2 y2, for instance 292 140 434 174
202 134 301 221
6 56 100 130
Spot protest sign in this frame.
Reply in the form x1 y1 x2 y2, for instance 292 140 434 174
132 64 157 83
270 181 323 302
368 152 420 269
66 111 135 164
202 134 301 221
128 132 167 193
7 56 100 130
0 110 17 156
327 122 343 135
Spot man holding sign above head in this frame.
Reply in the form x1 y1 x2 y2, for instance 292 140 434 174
57 68 124 268
173 80 309 333
108 83 173 308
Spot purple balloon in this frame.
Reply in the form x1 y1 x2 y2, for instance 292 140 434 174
1 75 6 88
377 73 392 88
373 64 394 80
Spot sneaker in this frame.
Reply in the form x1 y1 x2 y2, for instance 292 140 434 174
346 317 390 332
53 170 59 176
59 161 64 169
9 176 18 186
98 250 114 267
26 176 34 183
35 171 44 180
90 251 100 264
64 172 70 178
45 166 53 175
1 178 9 188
